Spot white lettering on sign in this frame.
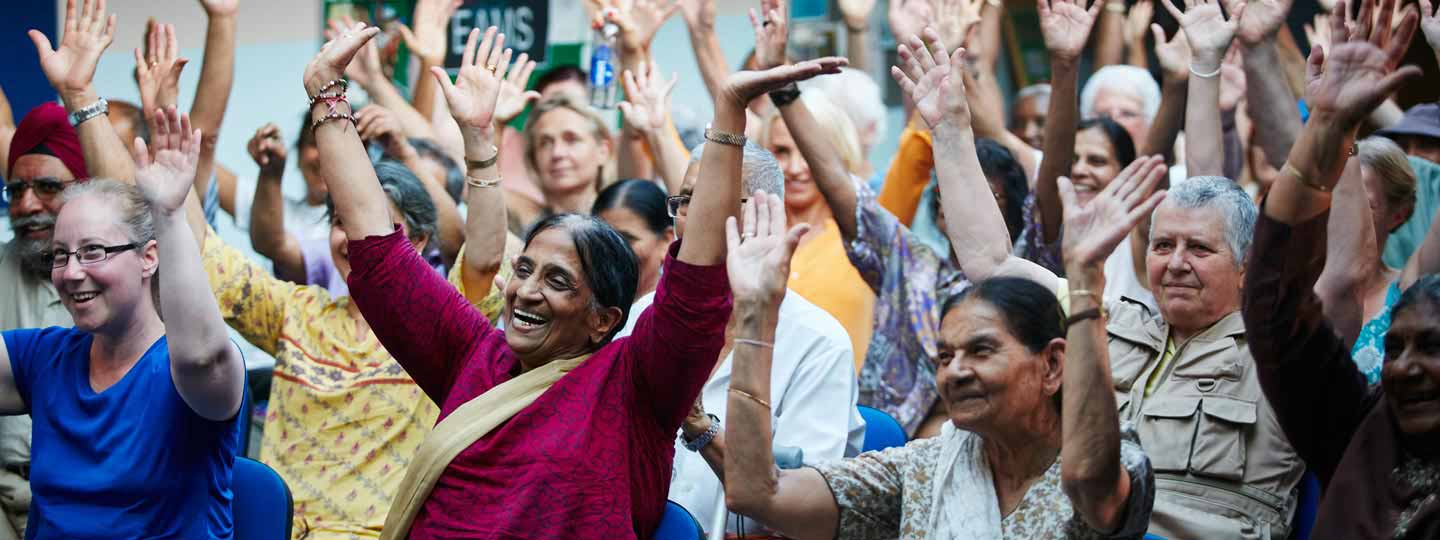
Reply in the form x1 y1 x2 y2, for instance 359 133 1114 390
450 7 536 55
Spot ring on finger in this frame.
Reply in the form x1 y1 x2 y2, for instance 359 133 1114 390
486 64 498 72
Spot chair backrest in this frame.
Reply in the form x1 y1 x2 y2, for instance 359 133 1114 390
1292 471 1321 540
232 456 293 540
653 500 703 540
857 405 907 453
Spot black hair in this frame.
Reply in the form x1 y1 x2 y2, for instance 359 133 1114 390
408 138 465 203
535 65 586 95
1077 116 1136 168
523 213 639 346
591 179 671 235
297 112 317 150
940 277 1066 410
325 159 439 250
975 138 1030 242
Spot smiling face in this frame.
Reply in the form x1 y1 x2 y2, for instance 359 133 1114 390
766 118 820 212
530 108 611 200
1382 300 1440 436
49 196 157 333
1146 203 1244 336
1011 94 1049 148
935 297 1062 434
9 154 77 275
504 227 620 365
1070 127 1122 205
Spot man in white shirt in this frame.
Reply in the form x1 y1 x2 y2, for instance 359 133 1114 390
615 142 864 537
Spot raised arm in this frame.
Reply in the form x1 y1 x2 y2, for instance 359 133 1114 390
337 16 437 140
619 62 689 193
1422 0 1440 67
356 105 464 263
722 195 841 540
134 107 245 422
1162 0 1241 177
395 0 462 133
1226 0 1300 171
1314 157 1372 348
1094 0 1128 67
30 0 134 181
1034 0 1102 243
190 0 238 196
838 0 877 70
0 83 14 173
680 0 730 102
243 123 306 283
1140 25 1189 159
1055 144 1166 533
1123 0 1156 68
136 23 189 162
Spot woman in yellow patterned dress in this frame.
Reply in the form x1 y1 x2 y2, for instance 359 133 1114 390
198 153 507 539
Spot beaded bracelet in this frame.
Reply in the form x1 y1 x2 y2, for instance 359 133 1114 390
310 93 356 130
308 79 348 103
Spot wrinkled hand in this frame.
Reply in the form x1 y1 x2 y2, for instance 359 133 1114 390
1304 0 1420 127
725 193 811 307
681 397 712 438
839 0 878 30
395 0 461 64
133 106 202 216
934 0 985 50
679 0 717 29
1421 0 1440 52
30 0 116 100
1059 156 1169 268
892 29 971 131
432 26 512 143
1123 0 1155 46
593 0 681 53
889 0 934 43
717 57 847 108
356 105 406 148
619 61 678 134
1039 0 1102 61
1223 0 1289 46
199 0 239 17
329 16 382 89
494 53 540 125
246 123 288 177
749 0 788 70
1152 24 1193 80
1161 0 1244 69
135 22 188 125
304 21 381 96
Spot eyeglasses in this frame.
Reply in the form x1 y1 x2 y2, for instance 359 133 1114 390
46 243 140 269
665 195 751 218
2 178 74 204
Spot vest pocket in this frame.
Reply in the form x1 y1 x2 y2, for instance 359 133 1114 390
1139 396 1201 473
1139 395 1256 481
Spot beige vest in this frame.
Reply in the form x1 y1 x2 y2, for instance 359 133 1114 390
1106 299 1304 540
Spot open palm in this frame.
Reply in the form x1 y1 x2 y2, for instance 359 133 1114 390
494 53 540 125
304 21 381 95
725 193 810 307
1059 156 1169 268
889 0 933 43
749 0 788 70
1226 0 1290 45
620 61 678 133
718 57 847 108
1305 0 1419 126
1039 0 1101 60
1165 0 1241 63
838 0 877 29
136 22 188 122
1422 0 1440 52
892 29 970 130
30 0 116 97
1152 25 1192 79
133 107 202 216
435 27 511 134
594 0 681 52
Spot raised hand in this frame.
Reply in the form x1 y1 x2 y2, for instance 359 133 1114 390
891 28 970 131
1038 0 1103 62
679 0 717 30
133 106 202 216
748 0 789 70
1304 12 1332 50
432 26 512 141
329 16 382 89
725 192 811 307
1058 155 1169 268
1161 0 1245 70
889 0 934 43
717 57 847 108
395 0 462 64
1218 47 1246 111
494 53 541 125
1124 0 1156 49
1224 0 1290 46
30 0 117 101
934 0 985 50
303 21 381 96
1152 24 1193 80
838 0 877 30
1420 0 1440 54
356 105 406 149
198 0 240 17
1305 0 1420 127
593 0 682 54
135 22 189 124
246 123 288 177
619 61 679 134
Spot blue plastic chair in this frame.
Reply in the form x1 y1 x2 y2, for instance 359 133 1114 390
857 405 908 453
1292 471 1321 540
653 500 703 540
232 456 293 540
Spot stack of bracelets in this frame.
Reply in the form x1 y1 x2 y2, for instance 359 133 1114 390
309 79 356 129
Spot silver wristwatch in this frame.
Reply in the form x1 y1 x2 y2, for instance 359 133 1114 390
68 98 109 127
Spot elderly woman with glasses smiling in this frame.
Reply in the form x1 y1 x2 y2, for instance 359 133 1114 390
0 107 246 538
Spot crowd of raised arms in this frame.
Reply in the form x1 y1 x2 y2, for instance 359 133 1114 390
0 0 1438 537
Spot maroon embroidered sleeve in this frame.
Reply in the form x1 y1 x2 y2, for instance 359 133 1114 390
346 226 494 404
624 242 733 430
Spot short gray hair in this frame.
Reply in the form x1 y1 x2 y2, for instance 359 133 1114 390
1081 65 1161 122
688 140 784 197
1152 176 1257 266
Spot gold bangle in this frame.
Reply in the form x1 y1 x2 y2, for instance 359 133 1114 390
1105 2 1127 12
730 387 772 409
466 175 502 189
466 145 500 170
1283 162 1332 193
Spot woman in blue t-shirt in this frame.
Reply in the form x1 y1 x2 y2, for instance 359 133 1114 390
0 107 246 539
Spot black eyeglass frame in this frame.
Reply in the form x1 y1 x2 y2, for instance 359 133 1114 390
46 243 141 269
2 178 74 204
